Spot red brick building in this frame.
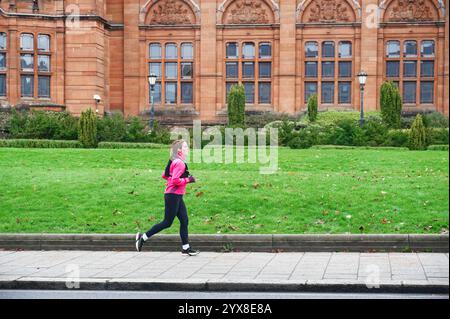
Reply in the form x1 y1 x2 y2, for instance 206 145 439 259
1 0 448 124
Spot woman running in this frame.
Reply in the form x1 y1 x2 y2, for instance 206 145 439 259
135 139 199 256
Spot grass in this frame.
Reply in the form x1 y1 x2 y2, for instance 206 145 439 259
0 147 448 234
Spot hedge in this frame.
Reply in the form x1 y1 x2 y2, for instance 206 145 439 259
310 145 409 151
0 139 83 148
427 144 449 151
97 142 167 149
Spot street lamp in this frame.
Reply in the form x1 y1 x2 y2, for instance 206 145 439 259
148 74 157 131
357 71 368 126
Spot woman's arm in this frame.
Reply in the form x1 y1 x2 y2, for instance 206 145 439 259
161 172 169 180
170 159 190 186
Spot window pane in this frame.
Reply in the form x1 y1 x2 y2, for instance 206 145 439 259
38 55 50 72
258 82 271 104
226 43 238 58
421 40 435 57
420 81 434 104
259 43 271 58
21 75 34 97
0 33 6 50
321 82 334 103
386 41 400 58
38 35 50 52
150 82 161 104
165 43 177 59
242 62 254 78
20 34 34 51
305 62 317 77
38 76 50 98
181 62 193 79
339 42 352 58
404 40 417 57
386 61 400 77
322 61 334 77
0 74 6 96
338 82 351 104
421 61 434 77
181 43 193 59
339 61 352 77
226 62 238 78
259 62 271 78
305 42 318 58
181 82 193 103
322 42 335 58
165 62 177 79
243 43 255 59
403 61 417 77
244 82 254 103
165 82 177 104
21 54 34 71
403 81 416 103
149 43 161 59
149 62 161 78
0 53 6 70
226 82 238 102
304 82 317 103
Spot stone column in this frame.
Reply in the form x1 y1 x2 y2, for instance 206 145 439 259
359 0 379 111
123 0 140 116
277 0 297 113
199 0 217 121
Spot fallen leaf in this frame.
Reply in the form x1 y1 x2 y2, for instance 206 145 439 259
196 191 204 197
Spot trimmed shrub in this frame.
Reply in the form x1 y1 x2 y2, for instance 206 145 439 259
78 108 98 148
227 84 245 127
124 116 146 142
307 94 318 122
328 118 363 146
8 109 78 140
143 120 171 144
358 116 388 146
384 129 410 147
97 142 166 149
426 128 449 145
380 81 402 129
409 114 427 150
427 144 449 151
0 138 82 148
97 112 127 142
423 111 449 128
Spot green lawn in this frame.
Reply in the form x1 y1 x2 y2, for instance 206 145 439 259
0 147 448 234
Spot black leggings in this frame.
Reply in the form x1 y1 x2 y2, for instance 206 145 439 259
145 193 189 245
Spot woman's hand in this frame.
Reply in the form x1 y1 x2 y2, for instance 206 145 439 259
188 176 196 183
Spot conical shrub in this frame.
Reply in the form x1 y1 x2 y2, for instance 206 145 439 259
78 108 98 148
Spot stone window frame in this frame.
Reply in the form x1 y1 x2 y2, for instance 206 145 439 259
224 41 273 106
384 39 436 106
19 32 52 99
0 32 7 97
303 40 353 106
147 41 194 107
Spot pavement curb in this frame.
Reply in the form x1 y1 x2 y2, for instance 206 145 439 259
0 278 448 294
0 234 448 252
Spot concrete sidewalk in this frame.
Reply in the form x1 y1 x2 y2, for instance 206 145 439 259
0 251 448 293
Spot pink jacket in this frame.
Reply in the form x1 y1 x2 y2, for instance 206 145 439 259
161 158 190 195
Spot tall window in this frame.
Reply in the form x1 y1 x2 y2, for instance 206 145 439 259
148 42 194 105
385 39 435 105
0 32 6 97
20 33 51 98
304 40 353 105
225 42 272 105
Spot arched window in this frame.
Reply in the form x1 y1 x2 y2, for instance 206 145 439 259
0 32 7 97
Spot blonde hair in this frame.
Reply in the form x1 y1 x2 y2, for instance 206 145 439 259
170 139 186 160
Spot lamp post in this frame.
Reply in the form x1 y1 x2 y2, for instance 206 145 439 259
148 74 157 131
357 71 368 126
